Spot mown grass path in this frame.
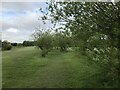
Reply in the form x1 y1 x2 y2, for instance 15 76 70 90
3 47 103 88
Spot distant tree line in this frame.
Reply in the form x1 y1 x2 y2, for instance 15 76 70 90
1 40 35 51
23 41 35 46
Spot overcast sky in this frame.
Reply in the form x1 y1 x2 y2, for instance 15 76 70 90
1 0 116 43
0 2 54 43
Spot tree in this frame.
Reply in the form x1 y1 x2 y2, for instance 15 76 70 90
40 2 120 87
33 29 53 57
54 32 70 51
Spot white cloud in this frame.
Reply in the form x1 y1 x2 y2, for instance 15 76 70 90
1 2 54 43
6 28 19 33
2 28 33 43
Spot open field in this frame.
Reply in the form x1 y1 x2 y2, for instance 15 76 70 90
3 47 105 88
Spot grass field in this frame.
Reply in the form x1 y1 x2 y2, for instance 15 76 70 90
2 47 105 88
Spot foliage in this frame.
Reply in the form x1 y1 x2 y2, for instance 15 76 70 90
33 29 53 57
23 41 35 46
53 32 71 51
40 2 120 87
2 40 12 51
11 43 17 46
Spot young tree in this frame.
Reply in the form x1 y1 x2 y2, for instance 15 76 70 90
33 29 53 57
53 32 70 51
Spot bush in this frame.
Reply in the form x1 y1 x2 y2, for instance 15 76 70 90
11 43 17 46
2 41 12 50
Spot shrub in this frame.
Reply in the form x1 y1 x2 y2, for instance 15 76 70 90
2 41 12 50
11 43 17 46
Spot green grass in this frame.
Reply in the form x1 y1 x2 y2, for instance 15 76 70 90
3 47 104 88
